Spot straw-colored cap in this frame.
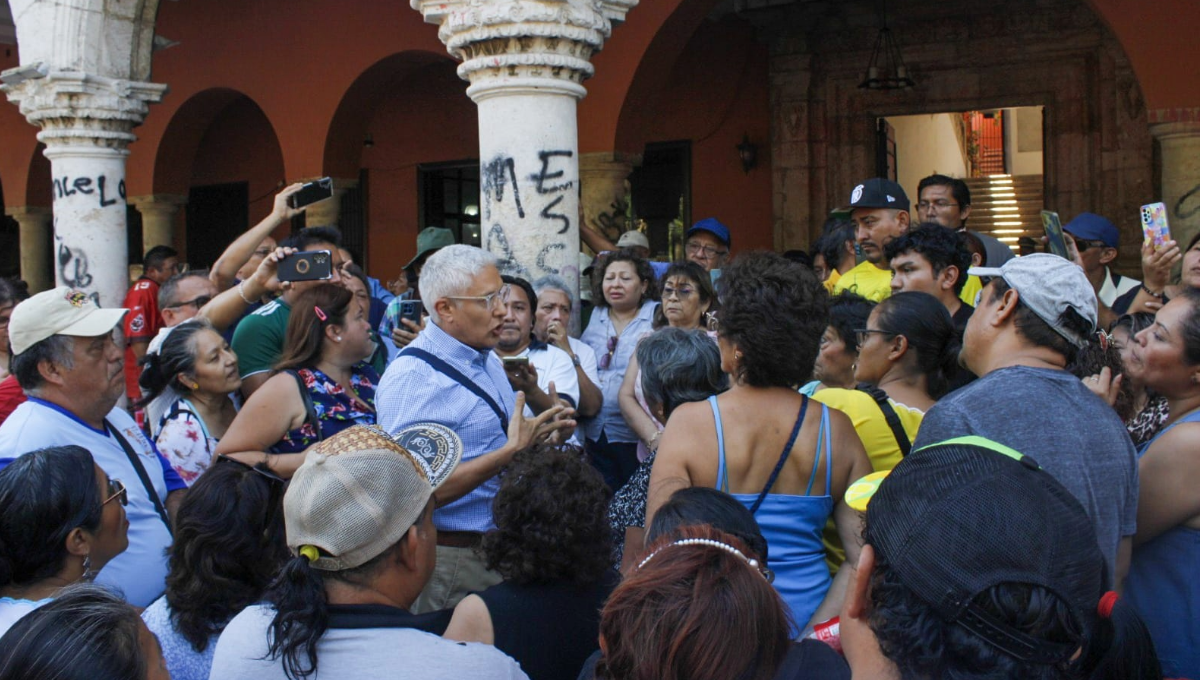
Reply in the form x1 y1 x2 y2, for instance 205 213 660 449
9 287 127 356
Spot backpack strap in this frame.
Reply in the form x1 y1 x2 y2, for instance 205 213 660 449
856 383 912 458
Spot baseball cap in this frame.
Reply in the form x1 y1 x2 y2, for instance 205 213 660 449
848 178 910 211
685 218 732 248
9 287 127 356
867 436 1107 664
1063 212 1119 249
285 424 462 572
403 227 456 271
969 253 1097 348
616 230 650 250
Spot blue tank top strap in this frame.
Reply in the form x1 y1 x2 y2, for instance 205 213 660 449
752 396 809 514
708 395 729 493
1139 407 1200 456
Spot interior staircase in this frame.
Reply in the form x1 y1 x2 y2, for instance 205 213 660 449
962 174 1044 256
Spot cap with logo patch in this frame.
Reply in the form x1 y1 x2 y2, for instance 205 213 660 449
849 178 911 212
9 286 128 356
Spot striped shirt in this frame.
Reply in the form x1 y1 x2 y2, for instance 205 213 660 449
376 322 516 532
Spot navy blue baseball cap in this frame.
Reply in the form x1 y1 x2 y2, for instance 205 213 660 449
686 218 732 248
1063 212 1119 249
848 178 910 212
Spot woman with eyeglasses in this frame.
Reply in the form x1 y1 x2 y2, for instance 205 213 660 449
141 456 289 680
0 445 129 637
216 284 378 478
580 249 660 490
619 262 717 462
648 252 871 634
139 318 242 485
801 292 876 396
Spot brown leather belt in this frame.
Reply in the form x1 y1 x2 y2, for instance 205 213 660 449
436 530 484 549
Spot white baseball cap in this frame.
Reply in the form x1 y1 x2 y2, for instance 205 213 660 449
616 230 650 250
9 287 128 356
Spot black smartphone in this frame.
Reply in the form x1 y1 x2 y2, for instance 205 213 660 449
502 356 530 367
277 250 333 282
398 299 423 326
288 177 333 210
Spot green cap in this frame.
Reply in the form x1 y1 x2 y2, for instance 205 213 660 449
403 227 456 271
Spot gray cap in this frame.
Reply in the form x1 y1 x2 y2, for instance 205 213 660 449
969 253 1097 348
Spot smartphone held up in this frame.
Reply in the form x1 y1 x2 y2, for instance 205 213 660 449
287 177 334 210
277 250 334 283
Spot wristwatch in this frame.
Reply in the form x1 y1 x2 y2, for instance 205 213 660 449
570 354 581 368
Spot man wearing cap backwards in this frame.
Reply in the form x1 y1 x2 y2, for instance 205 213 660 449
377 245 573 614
380 226 456 354
840 438 1160 680
209 425 529 680
833 178 911 302
912 254 1139 586
0 287 187 608
1064 212 1141 314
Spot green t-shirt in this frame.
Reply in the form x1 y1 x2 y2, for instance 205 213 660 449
232 298 291 378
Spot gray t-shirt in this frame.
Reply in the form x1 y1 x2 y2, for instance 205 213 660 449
912 366 1138 579
209 604 529 680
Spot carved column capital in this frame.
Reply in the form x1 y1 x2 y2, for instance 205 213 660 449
411 0 637 101
1 64 167 150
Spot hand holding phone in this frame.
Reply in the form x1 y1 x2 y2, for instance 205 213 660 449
398 300 423 326
277 250 333 283
287 177 334 210
1041 211 1070 259
1140 202 1171 250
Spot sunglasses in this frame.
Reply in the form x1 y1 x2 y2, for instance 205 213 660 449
1072 239 1108 253
166 295 213 311
103 477 128 507
599 335 618 371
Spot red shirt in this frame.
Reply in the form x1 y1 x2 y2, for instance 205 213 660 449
123 277 162 401
0 374 26 426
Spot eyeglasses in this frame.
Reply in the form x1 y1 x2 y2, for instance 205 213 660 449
103 478 128 507
685 242 729 259
165 295 213 311
917 200 960 211
1072 239 1107 253
446 284 511 312
662 285 696 299
854 328 897 346
599 335 618 371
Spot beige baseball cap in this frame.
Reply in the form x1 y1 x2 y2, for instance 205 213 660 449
285 424 462 572
9 287 128 356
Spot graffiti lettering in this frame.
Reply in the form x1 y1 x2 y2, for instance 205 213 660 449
56 236 94 291
530 150 574 195
540 194 570 234
593 197 628 241
536 242 565 274
1177 183 1200 221
53 175 125 207
485 224 530 278
481 157 524 220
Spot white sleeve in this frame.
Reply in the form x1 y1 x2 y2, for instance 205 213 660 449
538 346 580 409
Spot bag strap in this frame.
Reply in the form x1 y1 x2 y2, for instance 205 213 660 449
856 383 912 457
105 421 173 536
286 369 322 443
400 347 509 433
749 396 809 515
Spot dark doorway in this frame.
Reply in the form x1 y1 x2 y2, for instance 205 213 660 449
418 161 481 247
630 141 691 260
187 182 248 269
0 179 17 278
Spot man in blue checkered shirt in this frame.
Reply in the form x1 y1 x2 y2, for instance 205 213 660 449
376 244 573 613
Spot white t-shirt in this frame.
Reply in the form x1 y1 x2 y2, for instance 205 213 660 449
512 342 582 446
0 596 51 638
209 604 529 680
567 336 600 390
0 399 176 608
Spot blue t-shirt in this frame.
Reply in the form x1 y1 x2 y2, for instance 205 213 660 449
0 399 184 607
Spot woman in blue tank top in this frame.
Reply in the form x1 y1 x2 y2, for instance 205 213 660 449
648 253 873 634
1120 290 1200 679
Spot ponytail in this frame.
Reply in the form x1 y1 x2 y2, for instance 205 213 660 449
875 292 959 398
266 556 330 680
1082 596 1163 680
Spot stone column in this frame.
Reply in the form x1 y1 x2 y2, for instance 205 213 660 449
412 0 638 306
1150 121 1200 253
2 67 166 307
5 206 53 293
580 151 638 247
129 194 187 253
301 177 358 228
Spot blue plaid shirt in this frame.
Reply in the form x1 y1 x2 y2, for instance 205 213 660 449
376 321 515 532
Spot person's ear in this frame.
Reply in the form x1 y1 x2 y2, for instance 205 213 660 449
65 526 91 560
37 357 69 387
176 372 199 392
1099 247 1118 266
959 204 972 223
887 334 909 362
939 265 960 292
845 544 876 621
397 523 422 572
991 288 1021 325
897 210 911 232
324 322 343 343
433 298 455 326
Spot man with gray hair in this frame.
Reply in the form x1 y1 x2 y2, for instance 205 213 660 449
531 275 602 418
377 245 573 613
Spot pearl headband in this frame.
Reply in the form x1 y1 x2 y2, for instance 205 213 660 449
637 537 769 580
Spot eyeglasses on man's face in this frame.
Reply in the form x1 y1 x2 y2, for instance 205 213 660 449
165 295 213 311
918 200 959 212
685 241 728 259
447 284 512 312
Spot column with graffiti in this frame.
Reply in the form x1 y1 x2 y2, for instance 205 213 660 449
412 0 638 320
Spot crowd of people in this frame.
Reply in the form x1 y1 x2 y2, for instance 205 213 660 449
0 173 1195 680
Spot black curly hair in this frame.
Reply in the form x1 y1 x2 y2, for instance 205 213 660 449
483 445 613 585
884 222 973 295
717 252 828 388
590 248 660 309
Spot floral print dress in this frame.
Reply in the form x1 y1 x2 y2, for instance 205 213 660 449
271 365 379 454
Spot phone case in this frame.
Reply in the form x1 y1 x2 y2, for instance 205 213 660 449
277 250 333 282
1140 202 1170 249
398 300 423 324
1040 210 1069 259
288 178 334 210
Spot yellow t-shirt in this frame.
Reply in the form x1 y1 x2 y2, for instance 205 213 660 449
811 388 925 572
830 260 892 302
822 268 842 293
959 274 983 306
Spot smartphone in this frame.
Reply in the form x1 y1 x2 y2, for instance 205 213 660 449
287 177 333 210
1140 202 1171 250
277 250 333 282
502 356 530 367
398 299 423 326
1040 210 1070 259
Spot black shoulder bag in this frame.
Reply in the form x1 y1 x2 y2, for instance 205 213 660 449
105 421 174 535
855 383 912 458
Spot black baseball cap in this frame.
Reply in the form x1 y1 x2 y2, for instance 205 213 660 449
865 437 1107 665
848 178 910 212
